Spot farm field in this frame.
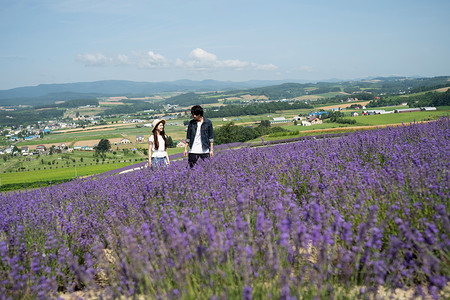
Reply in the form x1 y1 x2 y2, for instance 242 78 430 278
352 110 446 126
4 107 449 190
0 147 185 188
0 161 133 185
0 118 448 299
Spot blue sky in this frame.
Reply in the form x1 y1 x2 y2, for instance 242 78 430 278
1 0 449 90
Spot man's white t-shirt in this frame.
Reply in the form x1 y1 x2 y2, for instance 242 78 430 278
149 135 167 158
190 121 209 154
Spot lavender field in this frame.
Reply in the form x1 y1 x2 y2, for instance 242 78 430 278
1 118 449 299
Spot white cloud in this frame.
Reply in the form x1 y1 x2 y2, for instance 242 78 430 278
117 54 130 64
252 63 278 71
190 48 217 63
76 51 168 68
299 65 314 73
136 51 169 69
76 53 113 66
180 48 277 72
76 48 277 72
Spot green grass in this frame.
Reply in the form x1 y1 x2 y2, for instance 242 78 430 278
3 106 449 190
353 110 446 126
0 146 185 187
0 161 133 185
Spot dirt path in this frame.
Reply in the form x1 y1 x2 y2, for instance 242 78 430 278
293 121 433 134
317 101 371 110
54 123 139 134
0 161 16 173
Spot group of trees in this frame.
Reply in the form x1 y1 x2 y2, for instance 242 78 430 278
166 92 220 106
101 101 162 116
0 108 64 127
214 121 286 144
323 111 356 125
94 137 176 156
367 89 450 108
34 98 99 109
206 101 313 118
409 90 450 107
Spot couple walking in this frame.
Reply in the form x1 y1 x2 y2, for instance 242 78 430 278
148 105 214 168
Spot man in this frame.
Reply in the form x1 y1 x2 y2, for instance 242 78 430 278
183 105 214 167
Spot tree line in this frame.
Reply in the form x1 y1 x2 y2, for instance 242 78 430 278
166 92 221 106
34 98 99 109
367 90 450 108
206 101 313 118
101 102 162 116
214 121 286 144
0 108 64 127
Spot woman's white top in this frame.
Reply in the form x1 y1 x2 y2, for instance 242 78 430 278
149 134 167 158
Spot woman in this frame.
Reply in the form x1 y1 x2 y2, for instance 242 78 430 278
148 119 170 168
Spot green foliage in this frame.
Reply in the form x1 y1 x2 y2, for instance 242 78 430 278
166 92 219 106
260 120 271 127
410 90 450 107
207 101 312 118
244 82 310 99
326 111 356 124
95 139 111 152
167 136 175 148
0 108 64 126
366 97 408 108
368 90 450 108
214 122 287 144
0 179 73 192
34 98 99 109
101 102 161 116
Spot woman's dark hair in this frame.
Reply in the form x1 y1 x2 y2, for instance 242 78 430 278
152 127 167 151
191 105 203 117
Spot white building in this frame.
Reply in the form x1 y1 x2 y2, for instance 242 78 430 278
270 117 290 124
301 121 312 126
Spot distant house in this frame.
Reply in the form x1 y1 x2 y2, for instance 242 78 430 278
4 147 13 154
309 111 329 118
36 145 46 152
308 116 323 125
121 138 131 144
136 135 145 143
292 116 303 121
421 107 437 111
177 141 186 148
351 112 359 117
55 143 66 151
21 146 29 155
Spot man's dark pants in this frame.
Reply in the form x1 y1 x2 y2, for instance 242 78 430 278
188 153 210 168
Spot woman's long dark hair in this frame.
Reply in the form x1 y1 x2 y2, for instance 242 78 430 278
152 128 167 151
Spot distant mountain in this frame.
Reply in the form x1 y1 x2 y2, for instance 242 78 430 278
0 79 310 105
1 76 449 107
